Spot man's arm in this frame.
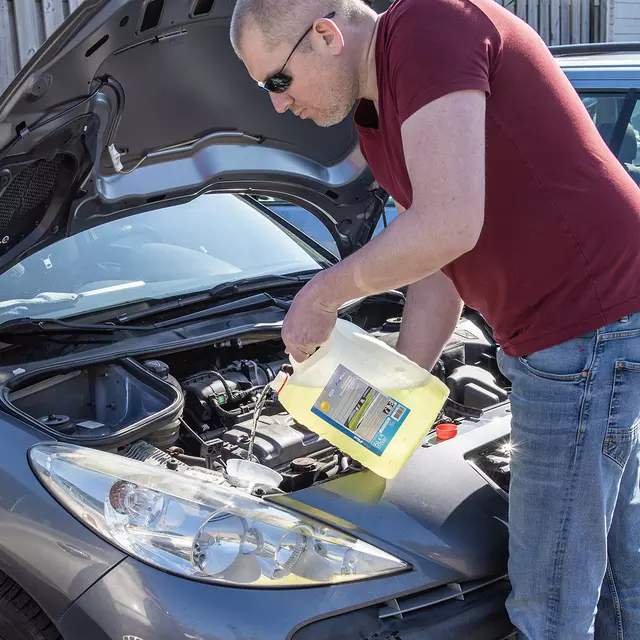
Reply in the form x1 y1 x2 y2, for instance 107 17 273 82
281 90 485 361
396 270 463 371
326 90 484 298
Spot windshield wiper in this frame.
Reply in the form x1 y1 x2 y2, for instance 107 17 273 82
113 272 313 324
0 273 312 340
0 316 154 337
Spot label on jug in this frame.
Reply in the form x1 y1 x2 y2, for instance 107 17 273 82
311 364 410 455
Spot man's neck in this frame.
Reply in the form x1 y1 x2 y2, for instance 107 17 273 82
359 12 381 104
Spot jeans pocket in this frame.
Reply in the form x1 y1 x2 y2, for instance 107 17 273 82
518 331 596 382
604 361 640 467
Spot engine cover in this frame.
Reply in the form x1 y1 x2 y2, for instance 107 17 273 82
221 411 330 469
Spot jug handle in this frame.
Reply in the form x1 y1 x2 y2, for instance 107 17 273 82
287 344 323 370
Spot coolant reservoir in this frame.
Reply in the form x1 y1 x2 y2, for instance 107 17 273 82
270 319 449 479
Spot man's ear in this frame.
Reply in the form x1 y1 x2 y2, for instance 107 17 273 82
312 17 345 55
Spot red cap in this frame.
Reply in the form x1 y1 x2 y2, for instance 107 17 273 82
436 423 458 441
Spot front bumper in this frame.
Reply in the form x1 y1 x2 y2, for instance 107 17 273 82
56 557 514 640
56 408 514 639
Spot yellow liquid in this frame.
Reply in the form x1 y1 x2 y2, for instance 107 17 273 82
278 378 449 480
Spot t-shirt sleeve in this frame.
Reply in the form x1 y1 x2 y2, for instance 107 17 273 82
385 0 502 124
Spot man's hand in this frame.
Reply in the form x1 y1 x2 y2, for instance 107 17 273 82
281 271 340 362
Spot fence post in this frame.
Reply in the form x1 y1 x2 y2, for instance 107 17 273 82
43 0 66 39
517 0 529 25
13 0 42 67
561 0 571 42
529 0 540 33
550 0 562 43
539 0 551 42
571 0 581 42
601 0 610 41
581 0 590 40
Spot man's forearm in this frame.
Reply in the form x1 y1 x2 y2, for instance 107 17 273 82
396 270 463 370
319 203 479 310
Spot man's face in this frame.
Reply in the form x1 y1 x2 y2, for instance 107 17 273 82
240 20 359 128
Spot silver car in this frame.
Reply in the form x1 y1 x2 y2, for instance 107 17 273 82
0 2 638 638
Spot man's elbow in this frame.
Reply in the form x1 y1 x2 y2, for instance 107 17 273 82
451 206 483 256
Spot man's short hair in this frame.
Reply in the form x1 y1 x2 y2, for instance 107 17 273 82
230 0 368 59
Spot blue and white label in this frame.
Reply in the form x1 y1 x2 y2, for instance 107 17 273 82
311 364 410 456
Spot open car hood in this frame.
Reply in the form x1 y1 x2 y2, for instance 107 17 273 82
0 0 391 274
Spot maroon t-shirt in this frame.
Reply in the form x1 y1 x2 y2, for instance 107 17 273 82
355 0 640 357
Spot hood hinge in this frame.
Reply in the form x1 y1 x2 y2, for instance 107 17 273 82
352 187 388 251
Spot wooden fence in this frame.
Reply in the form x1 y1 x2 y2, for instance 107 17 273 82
0 0 611 96
1 1 84 93
496 0 608 44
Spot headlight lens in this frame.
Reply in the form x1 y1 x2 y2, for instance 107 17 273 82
30 443 408 587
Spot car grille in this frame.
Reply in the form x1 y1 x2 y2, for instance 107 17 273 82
465 435 512 499
379 574 508 619
292 574 514 640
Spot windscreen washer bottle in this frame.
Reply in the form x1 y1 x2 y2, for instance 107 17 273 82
270 319 449 479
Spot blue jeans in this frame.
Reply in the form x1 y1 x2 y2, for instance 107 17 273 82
497 312 640 640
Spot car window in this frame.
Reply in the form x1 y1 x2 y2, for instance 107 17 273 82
581 92 640 185
261 195 402 250
629 100 640 166
0 193 330 323
257 197 341 257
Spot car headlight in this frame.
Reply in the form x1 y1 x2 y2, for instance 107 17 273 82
29 443 408 587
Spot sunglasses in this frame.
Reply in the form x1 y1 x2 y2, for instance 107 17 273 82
258 11 336 93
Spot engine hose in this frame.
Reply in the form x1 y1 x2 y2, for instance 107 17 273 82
175 454 207 468
207 370 236 400
316 454 339 475
211 400 242 419
258 362 274 382
322 465 340 479
208 397 277 424
213 393 278 417
232 386 262 402
340 456 351 472
182 370 235 403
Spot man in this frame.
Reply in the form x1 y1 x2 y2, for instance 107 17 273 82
230 0 640 637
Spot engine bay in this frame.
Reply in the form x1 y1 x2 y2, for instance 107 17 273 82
2 309 511 495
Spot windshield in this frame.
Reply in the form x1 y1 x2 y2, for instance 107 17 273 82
0 194 329 323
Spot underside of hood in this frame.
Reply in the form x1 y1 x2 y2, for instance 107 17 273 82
0 0 392 273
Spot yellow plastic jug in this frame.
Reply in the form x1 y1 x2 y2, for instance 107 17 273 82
270 319 449 479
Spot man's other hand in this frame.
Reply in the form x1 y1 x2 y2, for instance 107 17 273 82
281 271 340 362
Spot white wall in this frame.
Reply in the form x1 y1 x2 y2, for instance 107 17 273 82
610 0 640 41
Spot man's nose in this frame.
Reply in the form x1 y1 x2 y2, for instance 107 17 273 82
270 92 293 114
